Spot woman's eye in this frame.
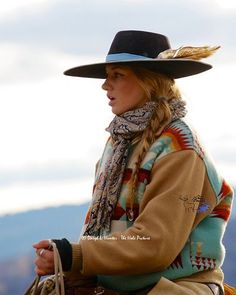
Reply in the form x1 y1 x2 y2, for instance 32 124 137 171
114 72 124 78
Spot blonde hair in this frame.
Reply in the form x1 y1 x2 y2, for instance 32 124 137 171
127 66 182 210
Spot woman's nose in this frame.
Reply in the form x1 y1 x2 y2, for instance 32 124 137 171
101 79 112 91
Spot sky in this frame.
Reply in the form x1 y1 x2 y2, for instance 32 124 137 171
0 0 235 216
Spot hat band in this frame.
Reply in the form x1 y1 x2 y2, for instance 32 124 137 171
106 53 152 62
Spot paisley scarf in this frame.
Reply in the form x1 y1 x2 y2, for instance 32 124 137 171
84 99 186 237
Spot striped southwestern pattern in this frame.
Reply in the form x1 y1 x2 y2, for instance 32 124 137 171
82 119 233 291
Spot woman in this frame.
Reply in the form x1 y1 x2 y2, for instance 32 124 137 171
33 30 234 294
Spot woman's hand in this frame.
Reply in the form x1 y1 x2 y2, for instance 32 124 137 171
33 239 54 276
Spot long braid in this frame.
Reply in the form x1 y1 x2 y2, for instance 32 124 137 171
127 67 183 211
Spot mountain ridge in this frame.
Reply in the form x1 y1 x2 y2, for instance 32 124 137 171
0 203 89 261
0 201 235 295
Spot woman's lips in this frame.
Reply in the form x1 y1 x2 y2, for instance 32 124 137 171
109 99 115 106
107 94 115 100
107 94 115 106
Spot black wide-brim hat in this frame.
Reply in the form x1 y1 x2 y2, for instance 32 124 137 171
64 30 213 79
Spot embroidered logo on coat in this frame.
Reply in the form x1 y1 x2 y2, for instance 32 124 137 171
179 195 209 213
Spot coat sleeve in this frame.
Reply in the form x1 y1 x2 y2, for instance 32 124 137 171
72 149 216 276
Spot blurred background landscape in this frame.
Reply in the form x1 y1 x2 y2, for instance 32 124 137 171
0 199 235 294
0 0 235 294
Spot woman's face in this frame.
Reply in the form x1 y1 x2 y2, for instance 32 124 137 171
102 65 147 115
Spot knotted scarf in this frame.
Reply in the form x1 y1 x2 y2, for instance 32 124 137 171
84 99 186 237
